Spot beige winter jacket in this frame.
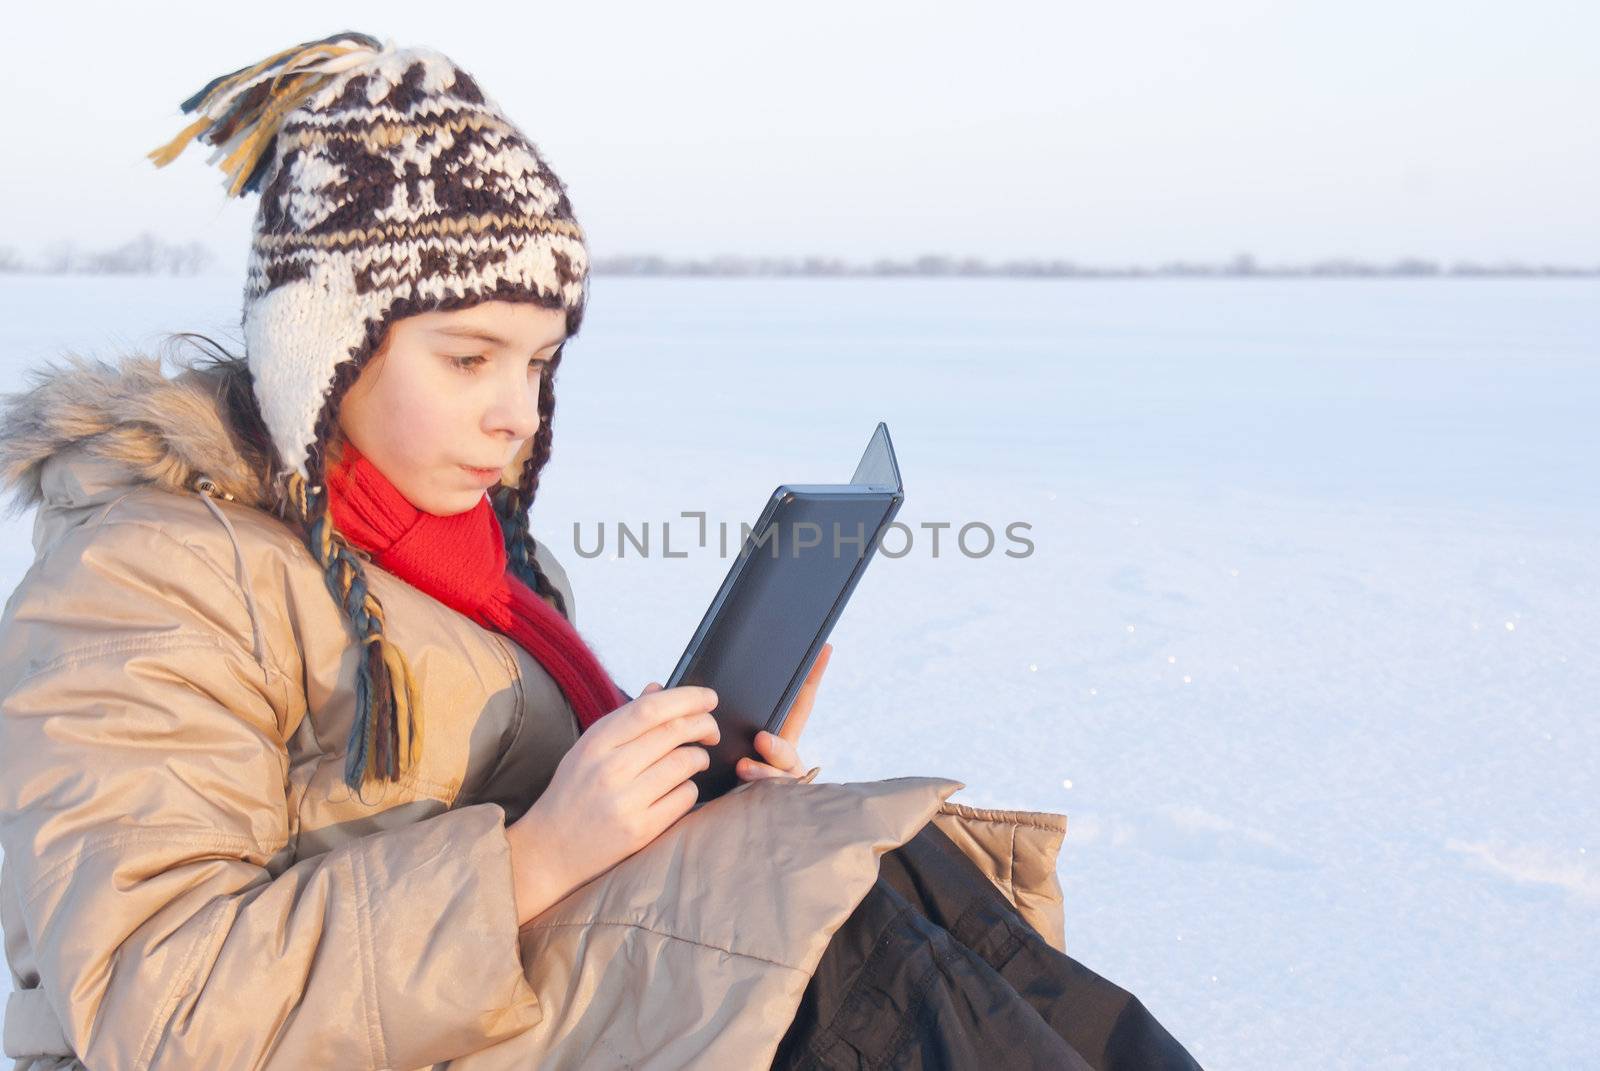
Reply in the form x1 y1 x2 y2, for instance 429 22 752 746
0 354 1069 1070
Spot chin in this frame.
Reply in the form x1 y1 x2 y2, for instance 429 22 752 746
416 488 487 517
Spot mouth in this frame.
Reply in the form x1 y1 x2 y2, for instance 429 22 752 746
460 463 504 484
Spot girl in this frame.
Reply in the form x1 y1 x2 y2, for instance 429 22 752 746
0 33 1200 1070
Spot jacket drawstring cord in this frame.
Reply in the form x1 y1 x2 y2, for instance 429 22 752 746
194 476 269 668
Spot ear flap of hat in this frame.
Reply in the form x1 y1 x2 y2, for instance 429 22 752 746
243 263 399 479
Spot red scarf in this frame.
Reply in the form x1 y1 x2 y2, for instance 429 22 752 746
324 441 627 731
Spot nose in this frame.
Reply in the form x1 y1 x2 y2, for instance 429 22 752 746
483 368 541 441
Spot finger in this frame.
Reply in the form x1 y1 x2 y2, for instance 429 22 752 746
754 730 802 774
635 743 712 803
781 644 831 745
587 685 717 751
641 681 663 694
737 756 799 782
777 700 810 747
615 710 721 778
644 775 700 828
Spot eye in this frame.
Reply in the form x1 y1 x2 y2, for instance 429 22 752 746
448 354 488 373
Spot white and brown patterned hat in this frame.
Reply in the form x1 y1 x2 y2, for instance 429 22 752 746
150 30 589 482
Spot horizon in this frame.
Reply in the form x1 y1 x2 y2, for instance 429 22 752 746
5 232 1597 279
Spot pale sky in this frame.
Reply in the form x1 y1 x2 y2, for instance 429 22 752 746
4 0 1595 265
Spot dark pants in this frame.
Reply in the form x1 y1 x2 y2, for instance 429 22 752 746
772 822 1204 1070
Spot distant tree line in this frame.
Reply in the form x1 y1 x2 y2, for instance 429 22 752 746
591 252 1600 278
0 233 213 276
2 236 1593 279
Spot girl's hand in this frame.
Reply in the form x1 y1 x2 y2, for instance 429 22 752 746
505 682 719 925
737 642 832 783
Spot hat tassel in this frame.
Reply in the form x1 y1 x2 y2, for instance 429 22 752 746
147 31 387 197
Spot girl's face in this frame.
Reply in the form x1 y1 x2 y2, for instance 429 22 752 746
335 300 568 516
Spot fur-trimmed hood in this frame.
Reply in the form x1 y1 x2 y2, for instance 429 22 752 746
0 351 272 521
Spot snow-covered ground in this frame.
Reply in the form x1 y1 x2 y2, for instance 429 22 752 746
1 274 1595 1067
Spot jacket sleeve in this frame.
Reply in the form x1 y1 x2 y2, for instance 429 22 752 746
0 515 541 1070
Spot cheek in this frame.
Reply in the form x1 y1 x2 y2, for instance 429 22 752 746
385 391 459 463
350 363 470 473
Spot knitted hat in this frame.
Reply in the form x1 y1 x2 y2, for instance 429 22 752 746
149 31 588 793
149 30 589 483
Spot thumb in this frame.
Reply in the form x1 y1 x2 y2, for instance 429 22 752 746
641 681 664 694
